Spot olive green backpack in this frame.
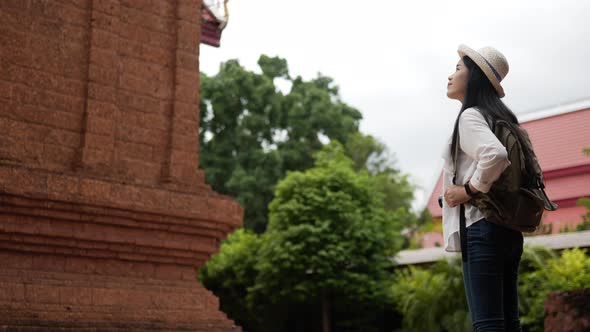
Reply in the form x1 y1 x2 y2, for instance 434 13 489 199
452 110 558 235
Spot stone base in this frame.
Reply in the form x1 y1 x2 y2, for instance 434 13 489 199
0 252 239 332
0 166 242 331
544 288 590 332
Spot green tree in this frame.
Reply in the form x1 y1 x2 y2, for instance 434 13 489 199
343 132 414 213
198 229 263 331
199 56 362 232
248 142 405 332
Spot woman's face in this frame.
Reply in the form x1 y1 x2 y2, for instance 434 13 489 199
447 58 469 103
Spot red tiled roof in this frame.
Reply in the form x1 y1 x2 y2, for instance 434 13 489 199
426 107 590 218
201 4 224 47
523 108 590 171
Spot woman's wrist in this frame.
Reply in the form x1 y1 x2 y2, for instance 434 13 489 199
464 182 477 197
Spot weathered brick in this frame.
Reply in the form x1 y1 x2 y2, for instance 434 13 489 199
89 63 118 85
84 133 115 150
119 22 151 45
31 17 64 39
31 36 68 75
172 118 198 136
36 109 82 131
140 112 169 131
86 115 115 135
42 144 76 168
64 257 100 274
38 89 78 113
32 69 86 96
0 252 33 269
47 173 80 196
118 157 160 182
12 85 41 106
174 83 199 104
117 124 164 146
62 23 88 44
93 0 120 16
59 286 92 305
0 282 25 302
176 50 198 71
45 129 80 148
57 0 91 11
88 82 118 103
177 0 200 23
121 6 173 34
80 178 112 201
32 255 67 272
0 81 13 101
0 10 32 34
170 150 197 167
92 28 119 50
80 147 113 169
91 10 118 32
25 284 60 304
141 44 173 67
61 3 89 26
118 89 161 114
176 21 199 53
116 141 153 161
154 264 184 280
89 46 118 68
172 134 199 152
174 101 199 122
87 99 118 118
0 29 33 66
31 0 64 18
175 68 199 86
149 29 175 49
0 0 31 11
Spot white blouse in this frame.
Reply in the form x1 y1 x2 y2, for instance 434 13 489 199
441 108 511 252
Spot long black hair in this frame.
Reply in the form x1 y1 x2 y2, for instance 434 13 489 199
450 56 519 161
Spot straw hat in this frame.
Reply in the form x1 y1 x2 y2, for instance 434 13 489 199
458 44 509 98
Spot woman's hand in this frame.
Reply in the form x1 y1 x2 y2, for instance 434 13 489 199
444 185 471 208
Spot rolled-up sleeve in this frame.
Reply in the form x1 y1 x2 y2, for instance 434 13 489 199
458 109 510 193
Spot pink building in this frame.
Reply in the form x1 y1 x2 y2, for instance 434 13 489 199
424 100 590 248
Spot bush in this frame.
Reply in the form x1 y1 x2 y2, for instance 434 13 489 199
391 246 590 332
519 248 590 332
392 258 471 332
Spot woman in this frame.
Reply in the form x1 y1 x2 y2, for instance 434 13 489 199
443 44 524 332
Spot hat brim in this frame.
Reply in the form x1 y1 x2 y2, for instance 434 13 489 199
458 44 505 98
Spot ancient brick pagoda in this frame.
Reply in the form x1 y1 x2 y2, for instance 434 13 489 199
0 0 241 330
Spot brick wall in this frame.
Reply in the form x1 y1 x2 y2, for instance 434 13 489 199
0 0 89 172
0 0 243 330
1 0 206 189
544 288 590 332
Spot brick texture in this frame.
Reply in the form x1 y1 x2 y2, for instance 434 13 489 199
544 288 590 332
0 0 242 330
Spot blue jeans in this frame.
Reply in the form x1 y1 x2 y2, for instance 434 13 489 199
462 218 524 332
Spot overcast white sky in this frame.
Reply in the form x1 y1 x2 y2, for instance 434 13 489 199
200 0 590 210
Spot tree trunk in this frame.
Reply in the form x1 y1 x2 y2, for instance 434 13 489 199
322 292 331 332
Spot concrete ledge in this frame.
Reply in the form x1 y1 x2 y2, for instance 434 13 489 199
394 230 590 266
